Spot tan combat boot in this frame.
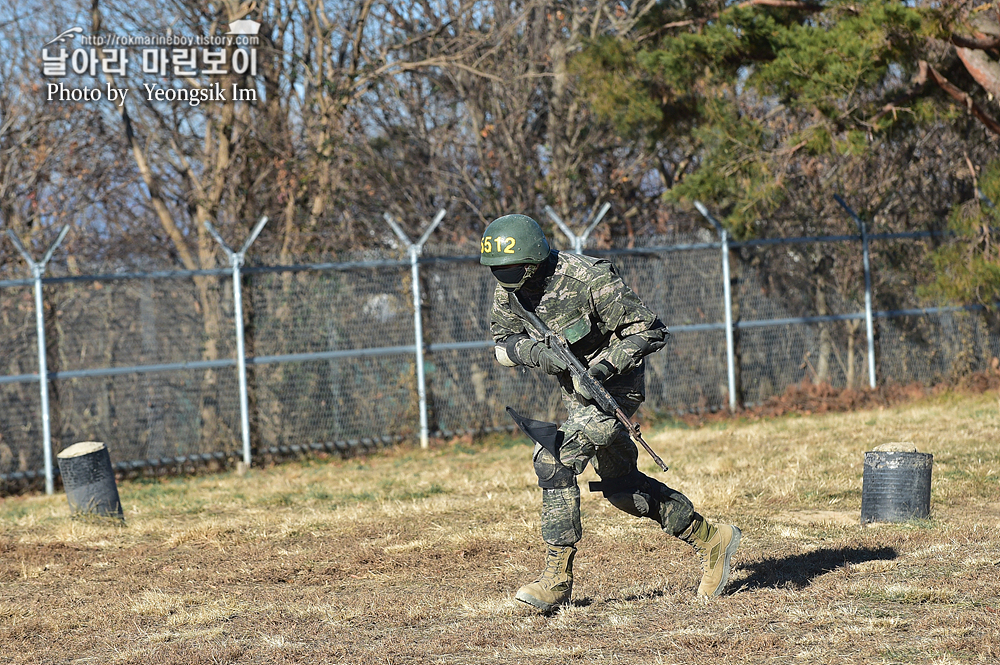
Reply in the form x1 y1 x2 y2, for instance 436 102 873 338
515 545 576 611
680 514 741 597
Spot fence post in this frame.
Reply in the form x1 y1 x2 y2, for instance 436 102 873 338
544 203 611 254
694 202 737 411
204 216 269 467
861 222 876 389
6 225 70 495
720 229 738 410
834 194 877 389
384 209 446 449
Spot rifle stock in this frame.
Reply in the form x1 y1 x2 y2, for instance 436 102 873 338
513 296 669 472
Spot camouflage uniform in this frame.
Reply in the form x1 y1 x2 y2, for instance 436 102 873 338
491 250 695 547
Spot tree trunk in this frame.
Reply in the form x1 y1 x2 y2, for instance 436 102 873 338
816 275 831 383
141 281 166 459
545 4 585 220
845 319 860 389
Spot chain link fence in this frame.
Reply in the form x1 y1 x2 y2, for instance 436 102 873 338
2 214 998 493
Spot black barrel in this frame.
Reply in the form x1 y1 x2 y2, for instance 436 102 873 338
861 449 932 523
56 441 124 521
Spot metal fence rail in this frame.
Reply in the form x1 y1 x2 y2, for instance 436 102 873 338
2 201 997 493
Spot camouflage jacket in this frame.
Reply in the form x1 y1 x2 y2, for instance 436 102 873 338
489 251 668 373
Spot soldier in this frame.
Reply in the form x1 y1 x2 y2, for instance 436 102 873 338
482 213 741 611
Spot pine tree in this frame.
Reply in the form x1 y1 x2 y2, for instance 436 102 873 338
574 1 999 239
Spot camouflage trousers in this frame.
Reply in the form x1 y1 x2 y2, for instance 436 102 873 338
535 365 694 546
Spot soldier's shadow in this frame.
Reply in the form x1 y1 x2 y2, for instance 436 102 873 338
734 545 899 592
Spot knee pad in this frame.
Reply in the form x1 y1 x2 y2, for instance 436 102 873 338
592 469 656 520
606 490 655 519
646 479 694 535
533 445 577 490
594 471 694 534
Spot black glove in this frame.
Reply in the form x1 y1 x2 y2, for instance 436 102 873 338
588 360 615 383
529 343 569 375
573 360 616 402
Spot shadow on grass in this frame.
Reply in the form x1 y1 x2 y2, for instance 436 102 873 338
735 546 899 592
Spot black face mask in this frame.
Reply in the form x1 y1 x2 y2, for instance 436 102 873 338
491 264 529 291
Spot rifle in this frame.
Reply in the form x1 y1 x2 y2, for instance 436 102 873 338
511 296 669 472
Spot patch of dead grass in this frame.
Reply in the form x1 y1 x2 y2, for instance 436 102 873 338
2 390 1000 663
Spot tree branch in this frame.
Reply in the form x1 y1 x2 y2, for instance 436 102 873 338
955 45 1000 99
923 60 1000 136
640 0 825 40
950 34 1000 50
743 0 824 8
347 0 375 80
91 0 197 271
868 61 929 125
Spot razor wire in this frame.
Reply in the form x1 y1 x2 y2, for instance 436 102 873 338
2 207 999 493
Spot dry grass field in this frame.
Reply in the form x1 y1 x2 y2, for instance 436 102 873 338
2 390 1000 664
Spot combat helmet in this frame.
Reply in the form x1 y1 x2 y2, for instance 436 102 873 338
480 214 551 291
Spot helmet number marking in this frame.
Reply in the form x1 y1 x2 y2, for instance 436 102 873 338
481 236 517 254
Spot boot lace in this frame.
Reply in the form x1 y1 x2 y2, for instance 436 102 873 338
533 546 573 583
536 549 562 582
